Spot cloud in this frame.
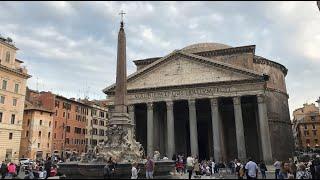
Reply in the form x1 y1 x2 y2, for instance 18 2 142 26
0 1 319 117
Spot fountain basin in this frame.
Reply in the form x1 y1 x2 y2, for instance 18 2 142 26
58 160 175 179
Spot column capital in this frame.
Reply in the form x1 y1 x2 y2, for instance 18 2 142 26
166 101 174 110
147 102 153 109
188 99 196 105
257 94 266 103
210 98 218 106
233 96 241 105
128 104 135 112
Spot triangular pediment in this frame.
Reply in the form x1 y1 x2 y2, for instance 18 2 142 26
127 54 261 90
103 51 264 93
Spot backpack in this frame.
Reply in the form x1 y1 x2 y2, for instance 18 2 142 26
235 164 241 173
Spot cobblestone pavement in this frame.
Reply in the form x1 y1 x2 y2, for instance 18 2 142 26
171 171 276 179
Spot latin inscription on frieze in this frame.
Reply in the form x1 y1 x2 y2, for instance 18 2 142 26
133 87 233 99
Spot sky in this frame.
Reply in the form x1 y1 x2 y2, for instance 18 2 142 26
0 1 319 117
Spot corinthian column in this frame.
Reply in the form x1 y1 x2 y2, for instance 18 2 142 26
147 102 154 157
233 96 246 161
188 99 199 157
210 98 221 162
257 94 273 163
166 101 175 159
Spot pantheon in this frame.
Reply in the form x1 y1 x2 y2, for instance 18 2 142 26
103 42 294 163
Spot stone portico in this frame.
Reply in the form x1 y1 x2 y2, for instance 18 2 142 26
104 43 294 163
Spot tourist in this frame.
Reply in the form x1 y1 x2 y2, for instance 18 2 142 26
193 158 200 177
108 157 117 179
235 160 243 179
259 160 268 179
211 160 215 175
16 162 21 175
45 157 52 179
103 162 111 179
244 158 258 180
289 158 297 179
7 162 16 178
162 155 168 160
24 168 35 179
274 159 281 179
1 161 8 179
176 154 184 176
313 155 320 179
50 165 58 177
186 155 194 180
296 163 311 179
172 154 177 175
183 154 187 174
38 167 47 179
131 162 139 179
278 161 290 179
145 156 155 179
205 163 211 176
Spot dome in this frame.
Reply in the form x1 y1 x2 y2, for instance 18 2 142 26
181 42 232 53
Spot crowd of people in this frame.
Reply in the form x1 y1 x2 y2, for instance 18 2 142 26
272 155 320 179
0 157 58 179
168 153 320 179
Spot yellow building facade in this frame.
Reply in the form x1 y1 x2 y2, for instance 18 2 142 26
0 36 31 162
19 103 54 160
292 103 320 149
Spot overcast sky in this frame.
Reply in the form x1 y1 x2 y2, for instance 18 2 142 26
0 1 319 117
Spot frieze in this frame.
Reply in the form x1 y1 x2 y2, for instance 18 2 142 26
133 87 233 100
122 83 264 104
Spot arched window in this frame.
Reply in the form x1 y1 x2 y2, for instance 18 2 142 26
5 51 10 62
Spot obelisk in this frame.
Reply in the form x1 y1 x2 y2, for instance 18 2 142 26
111 12 131 125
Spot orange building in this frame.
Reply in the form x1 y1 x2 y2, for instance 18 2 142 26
19 99 54 160
25 88 91 159
292 103 320 150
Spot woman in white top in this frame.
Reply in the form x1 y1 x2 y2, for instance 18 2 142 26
131 162 139 179
38 167 47 179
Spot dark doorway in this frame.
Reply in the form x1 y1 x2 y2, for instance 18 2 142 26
135 103 147 156
174 100 191 157
196 99 213 161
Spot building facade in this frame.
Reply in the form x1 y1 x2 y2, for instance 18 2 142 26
104 42 294 162
19 99 54 160
83 100 109 151
292 103 320 150
0 36 31 162
25 89 108 159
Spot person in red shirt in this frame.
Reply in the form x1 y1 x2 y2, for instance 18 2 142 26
50 165 58 177
7 162 16 177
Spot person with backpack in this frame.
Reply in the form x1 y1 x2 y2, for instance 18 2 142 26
1 161 8 179
235 160 243 179
259 161 268 179
274 159 281 179
296 163 311 179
